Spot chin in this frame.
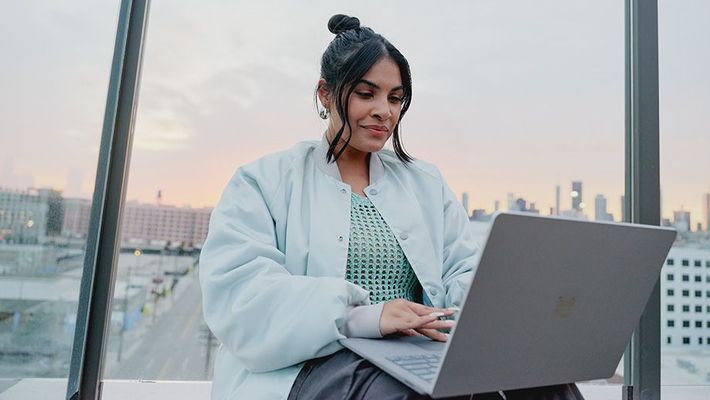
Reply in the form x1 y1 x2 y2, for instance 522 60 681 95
363 142 387 153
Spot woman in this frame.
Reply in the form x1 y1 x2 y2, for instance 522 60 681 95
199 14 584 400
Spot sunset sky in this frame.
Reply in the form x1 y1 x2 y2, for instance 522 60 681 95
1 1 708 227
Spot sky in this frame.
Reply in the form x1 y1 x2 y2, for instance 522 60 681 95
0 0 708 227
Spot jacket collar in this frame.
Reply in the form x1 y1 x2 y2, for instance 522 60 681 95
315 134 385 185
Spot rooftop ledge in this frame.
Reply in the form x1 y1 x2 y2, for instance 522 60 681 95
1 379 709 400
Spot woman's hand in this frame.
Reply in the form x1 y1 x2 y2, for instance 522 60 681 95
379 299 456 342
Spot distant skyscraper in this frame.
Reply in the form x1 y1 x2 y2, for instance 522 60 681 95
515 198 527 212
594 194 613 222
703 193 710 232
555 185 561 216
494 200 500 212
507 193 515 211
673 210 691 232
528 202 540 215
462 192 469 217
571 181 583 211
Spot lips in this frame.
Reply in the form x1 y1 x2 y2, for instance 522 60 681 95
362 125 389 135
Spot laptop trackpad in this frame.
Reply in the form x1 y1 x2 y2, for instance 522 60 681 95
396 336 445 353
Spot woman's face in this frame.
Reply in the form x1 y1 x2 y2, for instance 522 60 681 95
322 56 405 155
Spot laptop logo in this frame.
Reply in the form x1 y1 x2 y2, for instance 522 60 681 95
555 296 576 319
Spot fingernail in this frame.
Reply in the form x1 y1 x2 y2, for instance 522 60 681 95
447 307 460 312
429 311 445 318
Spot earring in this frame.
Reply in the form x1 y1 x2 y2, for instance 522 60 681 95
319 108 329 119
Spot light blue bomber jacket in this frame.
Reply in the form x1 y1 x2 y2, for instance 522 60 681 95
198 136 480 399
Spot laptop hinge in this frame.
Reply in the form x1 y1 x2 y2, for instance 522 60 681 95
622 385 633 400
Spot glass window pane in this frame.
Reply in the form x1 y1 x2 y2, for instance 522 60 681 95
0 0 119 387
659 0 710 387
102 0 625 393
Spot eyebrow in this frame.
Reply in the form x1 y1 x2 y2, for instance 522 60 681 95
356 79 404 92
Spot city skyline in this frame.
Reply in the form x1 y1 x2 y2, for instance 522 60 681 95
2 178 709 231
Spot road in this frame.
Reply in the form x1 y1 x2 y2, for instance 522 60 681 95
105 271 217 380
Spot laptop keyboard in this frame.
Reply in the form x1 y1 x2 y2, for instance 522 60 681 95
386 353 441 382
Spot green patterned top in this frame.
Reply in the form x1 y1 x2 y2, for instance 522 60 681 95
345 192 422 304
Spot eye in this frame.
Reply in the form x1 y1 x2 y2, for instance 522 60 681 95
389 96 403 104
355 91 373 99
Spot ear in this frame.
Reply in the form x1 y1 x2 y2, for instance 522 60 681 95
317 78 331 108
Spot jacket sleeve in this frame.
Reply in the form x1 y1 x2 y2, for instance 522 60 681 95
199 167 370 373
440 179 481 310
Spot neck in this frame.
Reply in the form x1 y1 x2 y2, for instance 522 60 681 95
325 130 370 178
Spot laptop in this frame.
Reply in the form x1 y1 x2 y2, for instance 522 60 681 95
340 211 676 398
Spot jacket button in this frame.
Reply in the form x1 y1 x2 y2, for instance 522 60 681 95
369 189 378 195
399 232 408 240
338 235 344 242
340 188 346 194
430 288 438 296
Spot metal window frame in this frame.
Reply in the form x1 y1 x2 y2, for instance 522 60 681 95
623 1 661 400
65 0 150 399
60 1 663 399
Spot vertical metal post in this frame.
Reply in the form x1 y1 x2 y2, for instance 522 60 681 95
65 0 150 399
623 0 661 399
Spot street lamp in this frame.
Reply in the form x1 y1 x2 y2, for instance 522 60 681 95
117 248 141 362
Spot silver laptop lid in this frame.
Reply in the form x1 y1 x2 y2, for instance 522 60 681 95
432 212 676 398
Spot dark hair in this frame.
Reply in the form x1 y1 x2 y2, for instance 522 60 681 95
317 14 413 163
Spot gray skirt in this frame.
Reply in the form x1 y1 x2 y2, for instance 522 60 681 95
287 349 585 400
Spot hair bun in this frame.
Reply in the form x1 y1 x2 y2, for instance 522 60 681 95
328 14 360 35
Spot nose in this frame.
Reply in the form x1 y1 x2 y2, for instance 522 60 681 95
371 96 392 120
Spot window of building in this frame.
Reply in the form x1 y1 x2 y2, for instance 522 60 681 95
668 304 675 312
682 274 689 282
706 260 710 268
682 259 689 266
682 290 689 297
683 337 691 345
695 305 702 313
695 290 702 298
699 337 703 345
667 258 675 266
707 321 710 328
695 275 702 282
667 273 674 281
667 336 672 344
683 305 690 312
695 321 702 328
682 320 690 328
667 320 675 327
668 289 675 296
694 260 702 267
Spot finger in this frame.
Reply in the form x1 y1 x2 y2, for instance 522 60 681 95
399 328 422 337
408 302 456 318
408 302 439 315
412 313 442 327
412 304 457 319
419 319 456 330
416 328 449 342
